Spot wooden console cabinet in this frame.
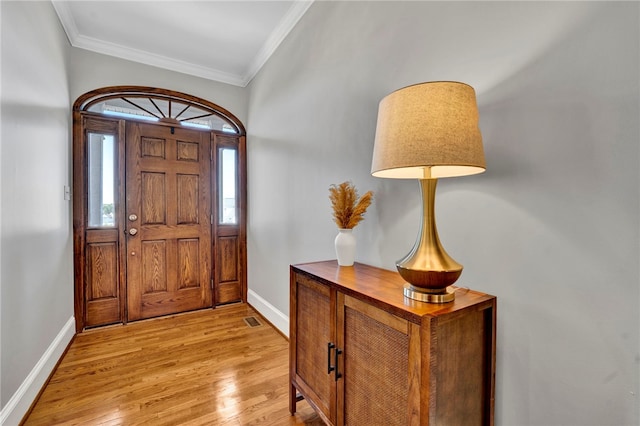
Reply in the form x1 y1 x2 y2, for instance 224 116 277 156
289 261 496 426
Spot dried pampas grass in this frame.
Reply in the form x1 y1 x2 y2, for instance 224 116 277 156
329 181 373 229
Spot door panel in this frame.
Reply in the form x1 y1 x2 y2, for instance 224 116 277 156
217 234 241 302
213 134 246 304
126 122 212 321
80 118 126 329
85 231 121 327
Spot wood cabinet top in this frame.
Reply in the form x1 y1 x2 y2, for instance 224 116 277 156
291 260 495 324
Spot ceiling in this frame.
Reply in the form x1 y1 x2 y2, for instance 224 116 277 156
51 1 313 87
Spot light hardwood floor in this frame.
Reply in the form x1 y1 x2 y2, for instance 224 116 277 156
22 304 324 425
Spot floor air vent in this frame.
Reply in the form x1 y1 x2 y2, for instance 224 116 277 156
243 316 262 328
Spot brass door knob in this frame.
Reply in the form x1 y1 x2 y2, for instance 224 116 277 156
128 228 138 236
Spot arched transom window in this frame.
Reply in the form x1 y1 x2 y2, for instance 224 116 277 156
74 86 245 134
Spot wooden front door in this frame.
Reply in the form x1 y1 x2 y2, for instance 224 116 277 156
125 122 212 321
74 87 248 332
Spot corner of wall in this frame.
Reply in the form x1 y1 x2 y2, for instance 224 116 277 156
247 290 289 337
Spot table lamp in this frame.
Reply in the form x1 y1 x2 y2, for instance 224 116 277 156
371 81 485 303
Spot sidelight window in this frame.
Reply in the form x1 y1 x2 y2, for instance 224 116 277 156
87 133 116 228
219 147 237 225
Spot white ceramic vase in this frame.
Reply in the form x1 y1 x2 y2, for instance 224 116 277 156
335 228 356 266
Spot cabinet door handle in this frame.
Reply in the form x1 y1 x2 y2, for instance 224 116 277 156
327 342 336 374
334 348 343 381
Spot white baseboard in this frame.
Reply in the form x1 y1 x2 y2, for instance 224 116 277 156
247 289 289 337
0 316 75 426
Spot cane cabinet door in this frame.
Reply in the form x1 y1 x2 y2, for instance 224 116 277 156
336 293 415 426
290 272 336 424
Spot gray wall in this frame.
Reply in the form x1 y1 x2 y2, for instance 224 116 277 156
246 2 639 425
1 0 72 411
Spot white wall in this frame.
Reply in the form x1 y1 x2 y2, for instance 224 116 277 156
246 2 639 425
0 1 74 422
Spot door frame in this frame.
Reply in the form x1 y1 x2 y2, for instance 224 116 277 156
72 86 247 332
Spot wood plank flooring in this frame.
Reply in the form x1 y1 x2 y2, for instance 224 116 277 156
22 304 324 425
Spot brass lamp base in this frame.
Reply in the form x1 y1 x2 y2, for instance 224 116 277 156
403 284 456 303
397 179 462 304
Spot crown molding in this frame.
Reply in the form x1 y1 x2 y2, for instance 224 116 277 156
51 0 314 87
51 0 79 44
77 33 245 87
243 0 314 86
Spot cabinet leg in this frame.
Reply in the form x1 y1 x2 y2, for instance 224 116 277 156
289 383 297 415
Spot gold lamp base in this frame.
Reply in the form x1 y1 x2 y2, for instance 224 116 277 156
403 284 456 303
397 179 462 304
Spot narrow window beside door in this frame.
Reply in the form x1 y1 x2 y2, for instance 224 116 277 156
87 133 116 228
219 147 237 225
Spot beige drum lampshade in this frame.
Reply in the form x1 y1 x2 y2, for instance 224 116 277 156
371 81 486 179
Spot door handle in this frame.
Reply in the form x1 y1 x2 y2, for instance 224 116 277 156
334 347 342 381
327 342 336 374
128 214 138 221
128 228 138 236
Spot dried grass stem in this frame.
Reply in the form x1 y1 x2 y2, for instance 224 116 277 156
329 181 373 229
